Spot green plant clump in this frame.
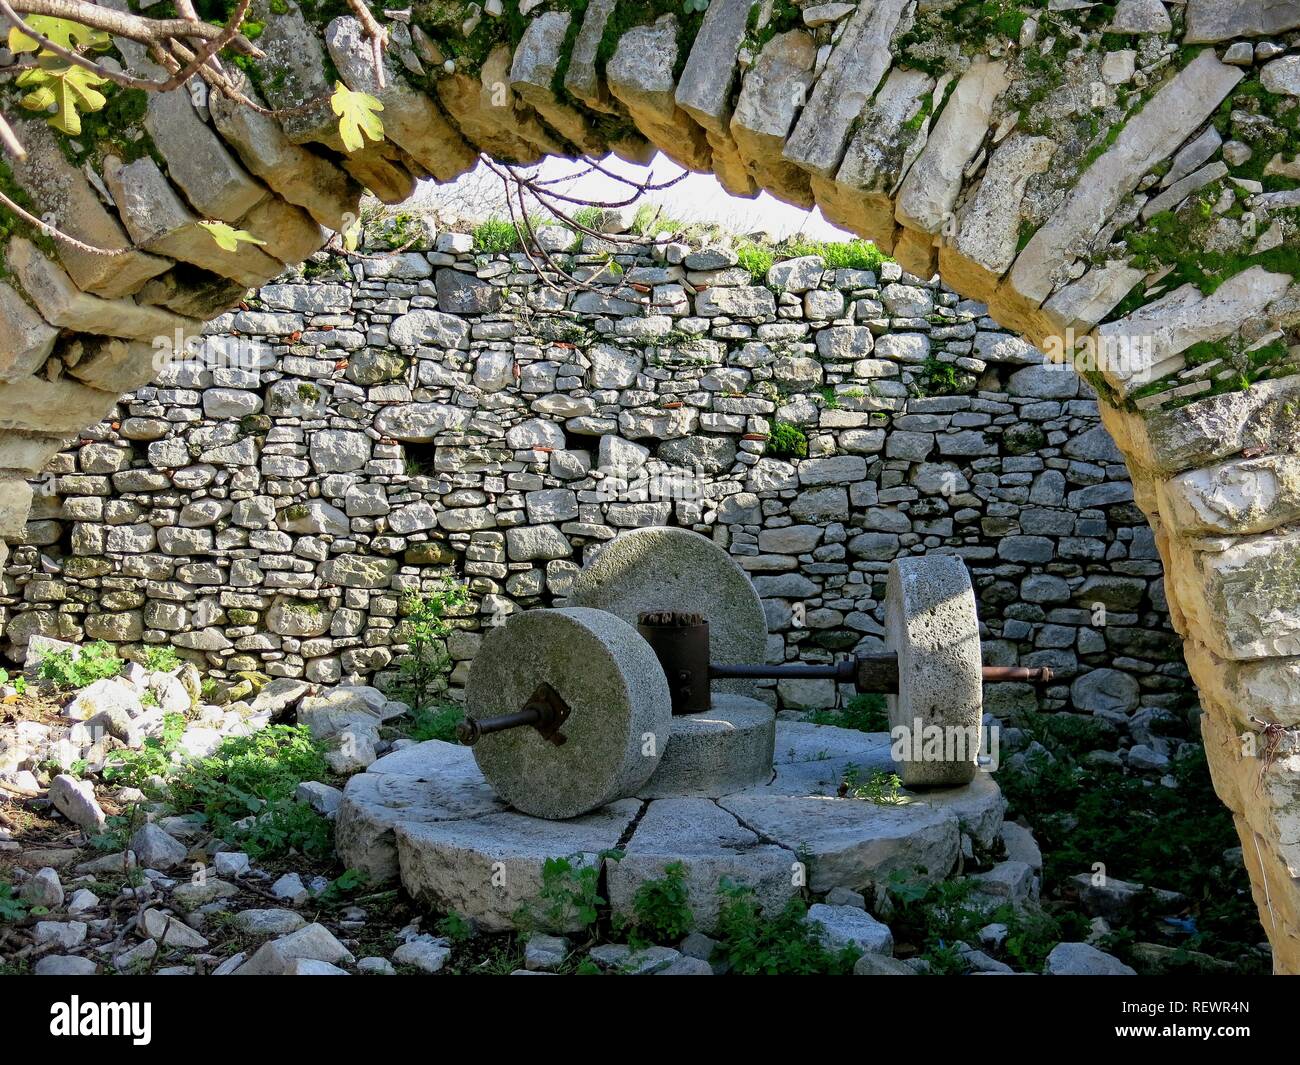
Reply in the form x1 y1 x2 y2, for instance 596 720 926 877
163 725 332 857
0 882 29 923
398 702 465 743
714 882 859 975
140 645 180 673
766 420 808 459
521 851 622 937
840 765 908 805
36 640 123 689
622 861 695 946
102 712 186 788
996 710 1268 972
391 581 469 710
0 668 27 695
473 217 525 254
912 355 964 398
807 693 889 732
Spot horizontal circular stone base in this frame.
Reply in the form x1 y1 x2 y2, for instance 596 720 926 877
336 721 1006 935
637 694 775 799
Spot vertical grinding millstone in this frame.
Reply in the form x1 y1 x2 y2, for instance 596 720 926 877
885 555 984 788
568 526 769 695
465 607 672 820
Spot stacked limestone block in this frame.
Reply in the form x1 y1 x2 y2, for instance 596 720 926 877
1102 386 1300 973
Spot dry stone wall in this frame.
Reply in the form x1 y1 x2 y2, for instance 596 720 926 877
1 232 1184 740
0 0 1297 969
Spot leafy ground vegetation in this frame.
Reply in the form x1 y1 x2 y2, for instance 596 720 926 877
995 711 1267 974
0 634 1270 975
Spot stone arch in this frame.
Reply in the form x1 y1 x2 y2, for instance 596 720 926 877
1 1 1299 969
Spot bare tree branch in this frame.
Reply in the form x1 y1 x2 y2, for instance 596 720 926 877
345 0 388 89
10 0 260 52
0 0 257 94
0 111 27 160
0 188 129 255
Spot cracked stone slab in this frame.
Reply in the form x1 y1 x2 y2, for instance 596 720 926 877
102 156 286 287
720 789 961 893
1095 267 1293 395
607 15 711 173
395 799 642 932
563 0 621 113
784 0 910 176
1184 0 1300 42
1041 261 1148 334
511 12 610 159
0 374 119 436
334 740 507 883
674 0 757 195
1159 453 1300 537
209 73 362 231
238 197 329 267
811 66 935 250
608 797 797 933
435 51 554 166
7 237 199 341
896 60 1009 236
1102 375 1300 477
8 120 170 298
62 337 159 396
731 30 818 208
104 39 268 223
1169 532 1300 660
326 16 477 183
1006 51 1244 307
950 134 1056 283
0 281 57 384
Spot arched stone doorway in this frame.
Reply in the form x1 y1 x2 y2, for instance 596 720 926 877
0 0 1297 969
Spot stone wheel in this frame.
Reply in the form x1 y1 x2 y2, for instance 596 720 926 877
885 555 983 788
464 607 671 820
568 527 769 694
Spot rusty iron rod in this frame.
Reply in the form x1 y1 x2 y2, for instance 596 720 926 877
979 665 1054 683
457 706 543 745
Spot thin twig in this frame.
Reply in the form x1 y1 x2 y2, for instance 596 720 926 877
11 0 260 51
0 187 128 256
0 0 256 95
0 111 27 160
345 0 388 90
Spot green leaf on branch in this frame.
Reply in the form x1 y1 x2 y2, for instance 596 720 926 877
198 221 267 252
331 81 384 153
8 15 110 55
16 64 108 136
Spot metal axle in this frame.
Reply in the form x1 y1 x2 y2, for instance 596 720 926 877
457 681 571 747
637 611 1052 715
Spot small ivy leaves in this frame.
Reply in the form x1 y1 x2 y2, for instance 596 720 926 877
10 16 113 136
330 81 384 153
197 221 267 252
